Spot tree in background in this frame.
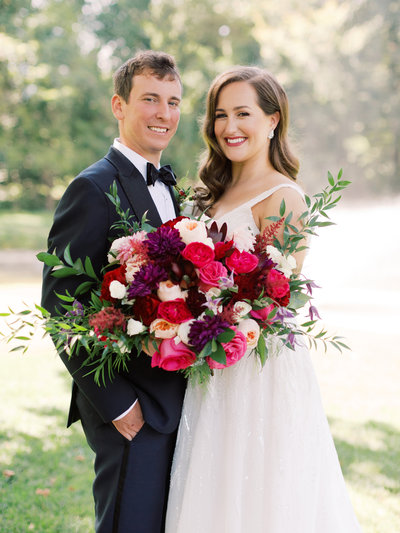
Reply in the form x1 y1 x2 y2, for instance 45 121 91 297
0 0 398 210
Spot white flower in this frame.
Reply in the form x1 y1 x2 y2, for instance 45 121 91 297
157 280 184 302
174 218 209 245
205 287 221 298
177 319 195 345
266 245 297 277
236 318 260 348
149 318 178 339
232 301 252 321
109 280 127 299
227 226 256 252
127 318 145 336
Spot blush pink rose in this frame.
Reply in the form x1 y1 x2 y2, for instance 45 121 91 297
266 269 290 299
181 241 215 268
197 261 228 290
250 303 275 321
151 338 196 371
225 249 258 274
207 327 247 370
157 298 193 324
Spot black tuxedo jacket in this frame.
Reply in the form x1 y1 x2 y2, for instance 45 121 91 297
41 147 186 433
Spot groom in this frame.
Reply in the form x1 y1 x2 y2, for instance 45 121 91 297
41 51 186 532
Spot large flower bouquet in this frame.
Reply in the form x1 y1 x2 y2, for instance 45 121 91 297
1 172 350 385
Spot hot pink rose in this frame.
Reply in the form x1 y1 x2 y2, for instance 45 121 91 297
151 338 196 371
225 249 258 274
157 298 193 324
197 261 228 290
250 303 275 321
266 269 290 299
181 241 215 268
207 327 247 370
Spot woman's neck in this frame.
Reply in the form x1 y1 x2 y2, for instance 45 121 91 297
231 157 275 187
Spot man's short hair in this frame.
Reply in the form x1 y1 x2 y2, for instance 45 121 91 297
113 50 181 102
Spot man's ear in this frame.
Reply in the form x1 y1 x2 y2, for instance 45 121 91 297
111 94 124 120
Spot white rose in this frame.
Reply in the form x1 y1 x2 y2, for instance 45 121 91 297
236 318 260 348
205 287 221 298
127 318 145 336
233 301 252 320
177 319 195 345
149 318 178 339
174 218 209 245
157 280 184 302
227 226 256 252
109 280 127 299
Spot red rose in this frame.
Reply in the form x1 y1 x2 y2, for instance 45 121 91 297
181 241 215 268
151 338 196 371
214 240 234 260
157 298 193 324
162 216 189 229
207 327 247 369
197 260 228 290
225 249 258 274
100 265 127 302
266 269 290 301
132 295 160 326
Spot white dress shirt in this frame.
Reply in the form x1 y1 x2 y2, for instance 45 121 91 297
112 139 177 421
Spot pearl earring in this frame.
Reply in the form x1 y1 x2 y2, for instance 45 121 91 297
268 129 274 139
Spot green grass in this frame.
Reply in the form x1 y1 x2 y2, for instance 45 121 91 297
0 210 53 249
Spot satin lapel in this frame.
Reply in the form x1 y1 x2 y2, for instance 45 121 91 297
105 147 163 228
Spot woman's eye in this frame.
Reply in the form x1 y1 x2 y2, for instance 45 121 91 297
238 112 249 117
215 113 226 119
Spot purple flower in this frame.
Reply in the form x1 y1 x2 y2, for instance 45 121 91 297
188 315 230 352
273 306 295 323
127 263 168 298
146 226 185 263
65 300 84 318
308 304 321 321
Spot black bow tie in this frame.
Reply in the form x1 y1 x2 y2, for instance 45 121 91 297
146 163 176 187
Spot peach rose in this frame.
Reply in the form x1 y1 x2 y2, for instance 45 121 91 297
236 318 260 348
149 318 179 339
174 218 209 245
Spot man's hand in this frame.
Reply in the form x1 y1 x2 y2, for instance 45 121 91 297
112 401 144 441
142 338 161 357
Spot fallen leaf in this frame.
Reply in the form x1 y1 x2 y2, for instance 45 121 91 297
74 454 85 462
3 469 15 478
35 488 50 497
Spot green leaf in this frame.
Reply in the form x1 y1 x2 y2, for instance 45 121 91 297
257 334 267 366
217 328 236 343
51 267 79 278
208 343 227 365
288 291 311 309
84 256 98 280
74 281 95 296
63 244 73 266
54 292 75 302
279 198 286 217
36 252 62 267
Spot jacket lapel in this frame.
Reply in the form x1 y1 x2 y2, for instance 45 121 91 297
105 147 163 228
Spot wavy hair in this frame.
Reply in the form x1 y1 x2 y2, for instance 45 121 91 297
196 67 299 210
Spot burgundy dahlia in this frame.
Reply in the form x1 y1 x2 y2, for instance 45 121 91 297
127 263 168 298
185 287 207 317
188 315 230 352
146 226 185 263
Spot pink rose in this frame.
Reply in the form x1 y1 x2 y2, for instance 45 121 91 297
181 241 215 268
207 327 247 369
157 298 193 324
266 269 290 299
250 303 275 322
151 338 196 371
225 249 258 274
197 261 228 290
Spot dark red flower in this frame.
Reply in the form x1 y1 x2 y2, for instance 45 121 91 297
161 215 188 229
100 265 127 302
132 295 160 326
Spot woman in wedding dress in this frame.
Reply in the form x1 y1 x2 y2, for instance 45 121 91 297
166 67 363 532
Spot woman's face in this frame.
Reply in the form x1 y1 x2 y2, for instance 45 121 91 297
213 81 278 166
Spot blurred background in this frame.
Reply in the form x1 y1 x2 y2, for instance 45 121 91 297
0 0 399 531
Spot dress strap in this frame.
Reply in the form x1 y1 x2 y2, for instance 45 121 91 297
242 183 305 210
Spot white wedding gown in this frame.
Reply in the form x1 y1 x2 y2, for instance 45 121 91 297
166 184 363 533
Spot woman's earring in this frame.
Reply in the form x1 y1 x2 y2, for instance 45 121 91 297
268 129 274 139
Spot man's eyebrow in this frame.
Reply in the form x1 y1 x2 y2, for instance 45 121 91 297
142 92 181 102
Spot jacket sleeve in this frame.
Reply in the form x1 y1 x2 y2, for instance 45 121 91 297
41 175 138 422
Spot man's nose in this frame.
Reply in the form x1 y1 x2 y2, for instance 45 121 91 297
155 100 170 120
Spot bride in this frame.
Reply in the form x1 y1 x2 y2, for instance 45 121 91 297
165 66 363 532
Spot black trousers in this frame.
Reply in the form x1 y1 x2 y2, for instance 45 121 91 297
76 389 178 533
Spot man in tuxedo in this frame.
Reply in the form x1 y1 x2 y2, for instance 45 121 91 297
41 50 186 533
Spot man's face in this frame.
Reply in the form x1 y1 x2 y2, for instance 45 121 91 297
112 72 182 164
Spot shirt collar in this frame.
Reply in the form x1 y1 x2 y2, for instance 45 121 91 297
113 138 159 180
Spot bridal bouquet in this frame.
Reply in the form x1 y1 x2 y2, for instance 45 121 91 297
1 172 350 384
